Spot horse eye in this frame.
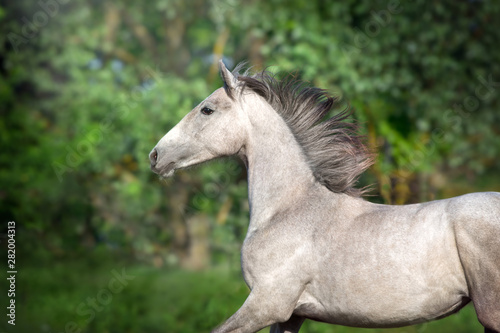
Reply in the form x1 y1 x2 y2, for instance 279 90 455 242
201 106 214 115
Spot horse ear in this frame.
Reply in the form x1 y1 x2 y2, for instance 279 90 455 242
219 59 238 91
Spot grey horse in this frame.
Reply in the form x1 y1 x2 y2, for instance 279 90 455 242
150 60 500 333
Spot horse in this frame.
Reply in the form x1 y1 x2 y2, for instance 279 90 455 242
149 60 500 333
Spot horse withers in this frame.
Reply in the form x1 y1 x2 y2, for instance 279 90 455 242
150 60 500 333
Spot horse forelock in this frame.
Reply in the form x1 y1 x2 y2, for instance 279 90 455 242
233 66 375 196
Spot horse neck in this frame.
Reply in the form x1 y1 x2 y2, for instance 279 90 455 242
240 97 318 230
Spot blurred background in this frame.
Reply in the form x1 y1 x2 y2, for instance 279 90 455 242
1 0 500 332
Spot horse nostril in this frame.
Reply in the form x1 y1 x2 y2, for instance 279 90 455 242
149 148 158 166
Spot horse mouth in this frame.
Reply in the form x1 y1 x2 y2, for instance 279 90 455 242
152 162 176 177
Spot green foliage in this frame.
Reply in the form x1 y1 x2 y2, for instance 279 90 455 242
9 252 248 333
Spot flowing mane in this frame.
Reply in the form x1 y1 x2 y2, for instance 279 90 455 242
234 67 375 196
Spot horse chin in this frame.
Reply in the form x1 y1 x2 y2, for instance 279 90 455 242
161 168 175 178
156 161 176 178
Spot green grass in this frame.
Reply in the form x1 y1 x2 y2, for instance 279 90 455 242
3 250 483 333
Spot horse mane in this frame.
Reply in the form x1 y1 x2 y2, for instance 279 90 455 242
234 67 375 196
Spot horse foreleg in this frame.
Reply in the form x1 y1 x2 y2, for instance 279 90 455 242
269 315 305 333
211 286 302 333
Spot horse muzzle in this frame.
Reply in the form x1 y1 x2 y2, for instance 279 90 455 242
149 148 176 177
